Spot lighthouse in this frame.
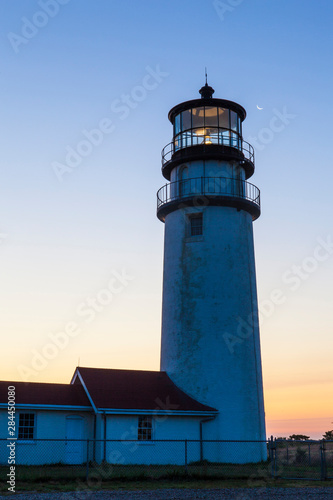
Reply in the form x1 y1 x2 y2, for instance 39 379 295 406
157 82 266 462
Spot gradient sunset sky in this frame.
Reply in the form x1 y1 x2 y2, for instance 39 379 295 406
1 0 332 439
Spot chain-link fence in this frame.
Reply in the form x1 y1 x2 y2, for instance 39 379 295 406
270 438 333 480
0 438 332 483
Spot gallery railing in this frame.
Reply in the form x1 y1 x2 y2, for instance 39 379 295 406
157 176 260 211
162 129 254 167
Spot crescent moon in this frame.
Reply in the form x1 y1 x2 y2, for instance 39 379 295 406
257 105 263 110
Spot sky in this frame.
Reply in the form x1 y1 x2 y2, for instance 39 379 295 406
0 0 332 439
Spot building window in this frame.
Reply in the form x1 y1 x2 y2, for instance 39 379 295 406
190 214 203 236
138 416 153 441
18 413 35 440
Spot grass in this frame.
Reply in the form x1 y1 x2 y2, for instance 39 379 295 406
0 461 332 494
1 478 333 495
1 462 272 483
1 442 332 494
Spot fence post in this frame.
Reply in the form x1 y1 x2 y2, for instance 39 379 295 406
274 437 277 478
320 439 327 481
267 438 271 474
269 435 275 479
185 439 188 474
86 439 89 480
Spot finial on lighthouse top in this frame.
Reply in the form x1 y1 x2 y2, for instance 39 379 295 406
199 68 215 99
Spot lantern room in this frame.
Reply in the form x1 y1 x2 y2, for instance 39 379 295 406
161 83 254 180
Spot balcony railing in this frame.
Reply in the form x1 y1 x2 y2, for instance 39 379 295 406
156 176 260 221
162 129 254 167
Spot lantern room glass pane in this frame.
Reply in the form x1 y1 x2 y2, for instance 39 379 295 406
204 107 218 127
238 115 242 136
230 111 238 131
183 131 192 147
181 109 192 131
192 128 204 146
219 129 230 145
218 108 229 129
174 114 181 135
205 128 219 144
230 132 239 147
192 106 205 128
174 134 181 151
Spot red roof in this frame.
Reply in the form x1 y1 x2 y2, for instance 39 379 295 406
0 368 217 413
74 367 216 413
0 381 91 407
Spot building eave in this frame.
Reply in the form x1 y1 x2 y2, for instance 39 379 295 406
71 368 98 414
0 403 92 411
97 408 219 417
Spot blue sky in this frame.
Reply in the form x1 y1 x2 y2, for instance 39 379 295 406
1 0 333 437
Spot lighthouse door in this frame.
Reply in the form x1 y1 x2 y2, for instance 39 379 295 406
65 416 84 464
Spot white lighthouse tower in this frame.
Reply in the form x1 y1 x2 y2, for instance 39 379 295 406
157 82 266 462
